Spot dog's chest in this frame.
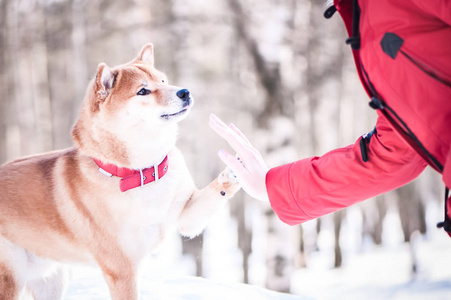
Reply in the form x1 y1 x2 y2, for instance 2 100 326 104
109 165 192 260
117 201 166 259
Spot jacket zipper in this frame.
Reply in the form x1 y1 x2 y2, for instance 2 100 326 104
362 66 444 173
400 50 451 88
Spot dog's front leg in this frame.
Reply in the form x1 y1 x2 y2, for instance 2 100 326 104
178 168 240 238
28 265 68 300
101 262 139 300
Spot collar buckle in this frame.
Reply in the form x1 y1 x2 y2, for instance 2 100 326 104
98 167 113 177
153 163 159 182
139 168 146 187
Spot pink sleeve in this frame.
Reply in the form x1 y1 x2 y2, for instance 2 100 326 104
266 114 428 225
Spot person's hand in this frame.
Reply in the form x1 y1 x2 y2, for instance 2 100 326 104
209 114 269 202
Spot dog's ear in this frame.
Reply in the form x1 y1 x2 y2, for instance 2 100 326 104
93 63 116 111
134 43 154 66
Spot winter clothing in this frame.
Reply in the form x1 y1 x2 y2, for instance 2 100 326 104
266 0 451 226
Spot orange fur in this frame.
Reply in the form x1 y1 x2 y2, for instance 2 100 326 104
0 264 16 300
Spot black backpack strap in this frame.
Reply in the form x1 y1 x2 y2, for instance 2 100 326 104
437 188 451 233
323 5 337 19
345 0 361 50
359 127 377 163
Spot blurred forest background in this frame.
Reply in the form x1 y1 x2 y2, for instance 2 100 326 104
0 0 448 296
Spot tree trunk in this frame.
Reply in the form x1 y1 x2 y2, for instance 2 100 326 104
4 0 22 160
70 0 88 124
373 195 387 245
296 225 307 268
0 0 8 163
32 3 53 153
397 182 427 242
265 210 293 293
182 235 204 277
333 210 344 268
226 0 296 291
232 195 252 284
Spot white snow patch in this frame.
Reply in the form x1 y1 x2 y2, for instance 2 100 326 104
290 230 451 300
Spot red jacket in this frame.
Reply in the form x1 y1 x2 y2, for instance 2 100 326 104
266 0 451 225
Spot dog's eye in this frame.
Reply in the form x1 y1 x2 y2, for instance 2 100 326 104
161 79 165 83
137 88 151 96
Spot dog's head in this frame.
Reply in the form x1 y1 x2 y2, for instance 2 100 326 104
93 43 193 126
73 43 193 166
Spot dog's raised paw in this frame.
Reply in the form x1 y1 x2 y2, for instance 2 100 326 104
217 167 237 184
217 167 240 197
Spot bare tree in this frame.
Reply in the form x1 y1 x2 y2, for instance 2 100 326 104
182 235 204 277
227 0 295 126
333 210 344 268
44 0 74 149
231 195 253 283
0 0 8 163
397 182 427 242
32 2 54 153
226 0 297 291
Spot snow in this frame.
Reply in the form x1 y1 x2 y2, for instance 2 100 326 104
290 232 451 300
63 207 308 299
64 257 308 300
290 206 451 300
65 269 307 300
62 196 451 299
64 227 451 300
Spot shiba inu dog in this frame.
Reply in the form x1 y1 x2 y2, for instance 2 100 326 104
0 43 240 299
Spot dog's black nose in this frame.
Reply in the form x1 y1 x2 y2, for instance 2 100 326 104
176 89 190 102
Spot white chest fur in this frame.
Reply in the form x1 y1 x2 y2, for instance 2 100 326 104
105 148 195 262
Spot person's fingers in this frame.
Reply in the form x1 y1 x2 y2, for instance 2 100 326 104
228 123 265 165
217 149 248 179
209 113 227 130
209 114 252 157
209 115 269 202
229 123 252 146
209 114 239 141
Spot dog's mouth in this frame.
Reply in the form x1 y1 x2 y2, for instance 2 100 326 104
160 108 189 120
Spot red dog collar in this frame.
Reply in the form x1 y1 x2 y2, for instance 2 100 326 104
93 156 169 192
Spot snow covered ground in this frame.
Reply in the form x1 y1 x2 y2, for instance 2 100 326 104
64 243 308 299
64 222 309 299
64 230 451 300
63 200 451 299
290 204 451 300
65 268 308 300
290 232 451 300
